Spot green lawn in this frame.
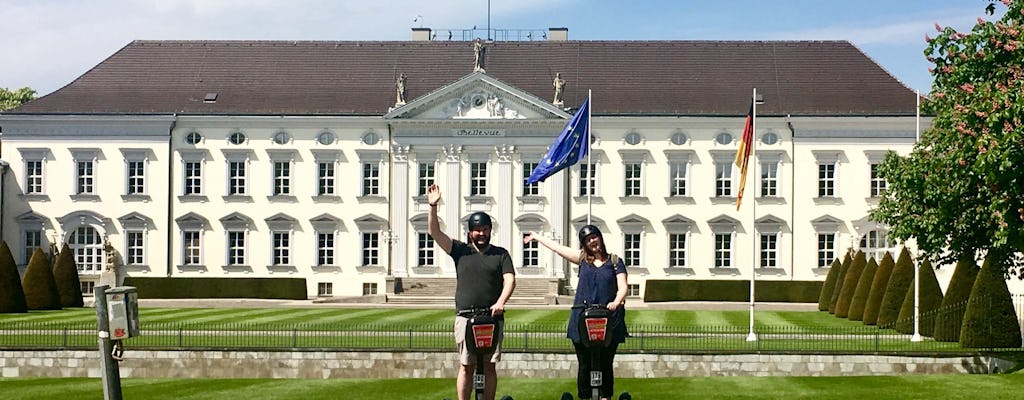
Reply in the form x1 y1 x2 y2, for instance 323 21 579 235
2 375 1024 399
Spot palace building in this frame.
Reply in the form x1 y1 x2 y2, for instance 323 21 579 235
0 28 931 299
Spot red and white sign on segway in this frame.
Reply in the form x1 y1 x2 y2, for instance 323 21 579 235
472 324 495 349
585 318 608 342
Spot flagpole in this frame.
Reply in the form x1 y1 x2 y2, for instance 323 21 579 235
747 87 758 342
587 89 592 226
911 90 922 342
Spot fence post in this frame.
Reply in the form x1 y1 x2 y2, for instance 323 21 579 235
63 327 68 347
408 328 413 349
292 329 298 348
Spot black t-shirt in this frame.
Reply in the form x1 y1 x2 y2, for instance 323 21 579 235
449 240 515 311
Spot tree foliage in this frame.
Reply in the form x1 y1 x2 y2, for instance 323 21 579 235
960 255 1022 348
895 259 944 336
863 252 895 325
0 241 28 313
933 255 980 342
835 251 866 318
22 248 61 310
817 258 842 311
871 1 1024 274
0 87 36 111
848 257 878 322
828 250 853 314
52 243 84 308
878 248 915 328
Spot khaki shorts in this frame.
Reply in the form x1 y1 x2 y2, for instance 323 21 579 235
454 315 504 365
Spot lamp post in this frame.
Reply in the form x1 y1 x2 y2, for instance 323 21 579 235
381 228 399 277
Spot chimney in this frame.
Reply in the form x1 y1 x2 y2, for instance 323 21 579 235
412 28 432 41
548 27 568 41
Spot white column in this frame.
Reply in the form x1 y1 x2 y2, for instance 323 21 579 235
549 162 568 279
442 144 463 276
495 145 515 251
391 145 410 277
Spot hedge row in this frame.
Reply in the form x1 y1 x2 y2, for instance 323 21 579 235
643 279 822 303
124 277 308 300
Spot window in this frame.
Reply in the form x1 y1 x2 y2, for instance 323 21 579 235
69 226 103 273
860 230 893 262
362 163 380 196
669 233 686 267
761 132 779 145
669 162 687 197
273 161 291 196
227 231 246 266
317 161 335 195
715 133 733 145
523 162 539 196
417 232 435 267
715 162 733 197
272 231 290 266
624 163 642 197
760 162 778 197
76 160 95 195
671 132 689 145
25 160 44 194
182 230 202 265
870 163 887 197
185 131 203 145
80 281 96 297
817 233 836 268
318 282 333 297
418 163 435 196
317 131 335 145
227 160 247 195
363 282 378 296
818 164 835 197
362 232 380 266
760 233 778 267
228 131 247 145
126 160 146 195
317 231 335 266
579 163 597 196
183 161 203 195
23 230 42 264
623 233 641 267
272 131 290 145
470 162 487 196
125 231 145 266
627 284 640 297
715 233 732 268
522 233 539 267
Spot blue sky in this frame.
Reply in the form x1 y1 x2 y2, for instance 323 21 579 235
0 0 996 96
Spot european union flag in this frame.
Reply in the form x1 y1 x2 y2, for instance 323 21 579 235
526 97 590 184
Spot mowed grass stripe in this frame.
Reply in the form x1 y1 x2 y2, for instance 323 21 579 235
142 308 253 323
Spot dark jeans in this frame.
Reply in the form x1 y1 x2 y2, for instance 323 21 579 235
572 341 619 399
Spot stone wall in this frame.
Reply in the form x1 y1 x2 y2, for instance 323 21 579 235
0 350 1011 379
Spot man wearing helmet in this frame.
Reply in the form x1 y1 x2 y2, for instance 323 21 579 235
427 183 516 400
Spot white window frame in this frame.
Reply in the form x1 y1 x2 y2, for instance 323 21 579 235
469 161 488 196
318 282 334 297
70 149 99 196
860 230 894 262
417 232 435 267
225 230 247 266
273 160 292 196
19 149 49 195
68 225 104 273
356 150 386 197
362 232 380 266
870 163 887 197
22 229 43 265
179 150 207 197
417 162 436 196
181 230 203 266
578 162 599 197
811 216 842 268
522 161 540 196
817 233 837 268
669 162 688 197
812 151 842 199
124 229 146 266
316 231 336 267
669 233 687 268
715 162 733 197
759 233 778 268
126 159 146 196
760 162 779 197
312 150 342 197
271 231 291 266
619 150 649 199
622 233 642 267
522 233 540 267
714 233 733 268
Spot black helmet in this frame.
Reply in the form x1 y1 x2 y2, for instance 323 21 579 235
467 212 493 230
578 224 603 247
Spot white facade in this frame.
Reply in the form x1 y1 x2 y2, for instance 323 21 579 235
0 73 935 298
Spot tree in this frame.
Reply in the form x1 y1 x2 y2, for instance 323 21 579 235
933 255 980 342
0 87 36 111
22 248 61 310
848 257 878 322
828 250 853 314
895 259 943 336
817 258 842 311
835 251 866 318
871 1 1024 275
52 243 84 308
863 252 895 325
877 248 915 328
960 255 1022 348
0 241 28 313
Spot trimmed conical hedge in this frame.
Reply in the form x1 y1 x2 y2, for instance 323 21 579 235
877 248 914 328
848 257 878 322
960 256 1022 348
818 258 842 311
0 241 28 313
829 251 853 314
22 248 61 310
895 259 943 335
835 251 866 318
52 243 84 308
933 255 979 342
863 252 895 325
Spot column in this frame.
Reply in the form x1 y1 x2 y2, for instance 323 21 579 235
390 145 410 277
442 144 463 275
495 145 515 251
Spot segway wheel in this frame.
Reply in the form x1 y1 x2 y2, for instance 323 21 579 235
499 396 514 400
618 392 632 400
559 392 573 400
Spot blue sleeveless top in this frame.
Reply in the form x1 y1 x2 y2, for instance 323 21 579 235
566 254 628 344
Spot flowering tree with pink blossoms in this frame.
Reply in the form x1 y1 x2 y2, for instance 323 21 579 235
872 0 1024 274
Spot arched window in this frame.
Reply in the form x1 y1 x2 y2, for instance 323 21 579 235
859 230 893 262
69 226 104 273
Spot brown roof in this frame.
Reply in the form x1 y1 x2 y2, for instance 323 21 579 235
9 40 917 116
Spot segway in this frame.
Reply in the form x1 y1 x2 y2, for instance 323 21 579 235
453 307 513 400
562 303 631 400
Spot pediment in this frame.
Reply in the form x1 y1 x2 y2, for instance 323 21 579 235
385 72 571 120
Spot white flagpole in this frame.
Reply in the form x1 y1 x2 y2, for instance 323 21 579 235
747 87 758 342
911 91 922 342
587 89 592 226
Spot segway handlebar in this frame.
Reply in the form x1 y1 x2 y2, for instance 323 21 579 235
457 307 493 317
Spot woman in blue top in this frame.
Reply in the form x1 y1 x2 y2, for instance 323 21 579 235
524 224 628 400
